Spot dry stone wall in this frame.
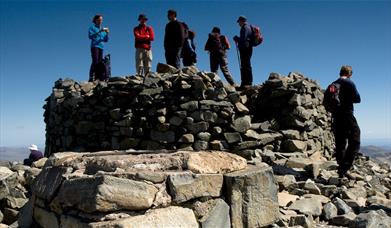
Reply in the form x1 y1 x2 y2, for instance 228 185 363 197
44 64 334 161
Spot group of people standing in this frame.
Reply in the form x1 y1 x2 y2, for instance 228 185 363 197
87 11 362 179
88 10 259 88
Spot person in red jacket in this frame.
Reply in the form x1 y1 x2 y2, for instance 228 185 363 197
134 14 154 76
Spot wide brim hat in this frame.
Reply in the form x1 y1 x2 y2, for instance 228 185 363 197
28 144 38 151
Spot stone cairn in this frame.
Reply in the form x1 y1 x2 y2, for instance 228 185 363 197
1 64 391 227
43 63 334 160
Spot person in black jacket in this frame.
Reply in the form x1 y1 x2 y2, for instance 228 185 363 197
233 16 253 88
182 28 197 67
164 9 185 69
331 65 361 178
205 27 235 86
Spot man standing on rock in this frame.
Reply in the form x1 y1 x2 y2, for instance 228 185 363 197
327 65 361 178
233 16 253 88
134 14 154 76
205 27 236 86
164 9 185 69
88 14 109 82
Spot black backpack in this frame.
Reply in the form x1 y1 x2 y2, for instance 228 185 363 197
323 82 341 113
95 54 111 81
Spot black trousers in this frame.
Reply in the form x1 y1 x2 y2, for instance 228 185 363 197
332 112 361 176
165 48 181 69
239 47 253 86
89 47 103 81
210 53 235 85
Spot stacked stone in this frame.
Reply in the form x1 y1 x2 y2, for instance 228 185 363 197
44 64 333 163
0 158 46 227
15 150 279 228
252 72 334 160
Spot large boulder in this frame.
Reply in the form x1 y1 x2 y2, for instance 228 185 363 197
224 164 279 227
52 175 158 213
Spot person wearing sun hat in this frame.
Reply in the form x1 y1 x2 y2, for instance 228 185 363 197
133 14 155 76
23 144 44 166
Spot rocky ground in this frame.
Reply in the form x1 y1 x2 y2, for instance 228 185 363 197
1 150 391 227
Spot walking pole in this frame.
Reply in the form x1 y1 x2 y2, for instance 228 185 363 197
235 42 241 70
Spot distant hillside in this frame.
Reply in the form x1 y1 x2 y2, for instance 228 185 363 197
361 145 391 164
0 146 27 161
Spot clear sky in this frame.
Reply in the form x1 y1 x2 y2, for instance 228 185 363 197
0 0 390 148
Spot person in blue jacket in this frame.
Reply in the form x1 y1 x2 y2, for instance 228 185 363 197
233 16 253 88
88 14 109 81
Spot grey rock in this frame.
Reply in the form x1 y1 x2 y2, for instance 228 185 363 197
197 132 211 141
231 115 251 133
167 172 223 203
52 175 158 213
331 212 356 226
32 167 68 202
180 101 199 111
225 165 279 227
199 199 230 228
178 134 194 143
349 209 391 228
224 132 243 144
322 202 338 220
33 206 59 228
156 62 180 74
194 140 209 150
187 121 209 134
288 198 323 216
283 139 307 152
289 215 313 228
333 197 353 215
89 206 198 228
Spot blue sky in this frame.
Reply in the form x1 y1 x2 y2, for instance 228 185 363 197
0 0 390 148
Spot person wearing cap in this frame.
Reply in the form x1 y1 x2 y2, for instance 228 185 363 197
88 14 109 82
164 9 186 69
330 65 361 178
134 14 155 76
23 144 44 166
205 27 236 86
233 16 253 88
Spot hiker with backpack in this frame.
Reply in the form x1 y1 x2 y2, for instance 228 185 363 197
88 14 109 82
164 9 186 69
323 65 361 178
134 14 155 76
181 23 197 67
233 16 263 88
205 27 236 86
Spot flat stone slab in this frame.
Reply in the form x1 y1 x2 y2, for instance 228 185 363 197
52 175 158 213
167 172 223 203
90 206 198 228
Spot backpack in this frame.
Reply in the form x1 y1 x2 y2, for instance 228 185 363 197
207 34 229 54
323 82 341 113
250 25 263 47
95 54 111 81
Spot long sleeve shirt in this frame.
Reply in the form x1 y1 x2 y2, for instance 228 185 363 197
164 20 185 50
88 24 109 49
238 22 252 49
335 77 361 112
134 24 154 50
